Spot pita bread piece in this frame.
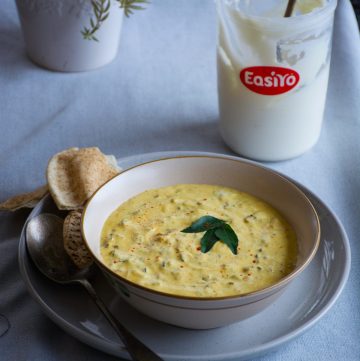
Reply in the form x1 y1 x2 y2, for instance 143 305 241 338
47 147 120 210
63 210 93 269
0 185 48 211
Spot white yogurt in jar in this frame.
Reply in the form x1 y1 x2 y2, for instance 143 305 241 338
217 0 337 161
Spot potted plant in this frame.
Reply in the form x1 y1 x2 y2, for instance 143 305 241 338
15 0 147 72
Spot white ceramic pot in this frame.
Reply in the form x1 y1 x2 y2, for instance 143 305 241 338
15 0 124 72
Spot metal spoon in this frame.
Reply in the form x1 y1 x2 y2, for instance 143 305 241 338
25 213 163 361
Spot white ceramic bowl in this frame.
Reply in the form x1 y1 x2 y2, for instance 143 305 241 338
82 156 320 329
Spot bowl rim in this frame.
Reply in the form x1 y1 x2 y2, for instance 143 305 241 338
81 155 321 301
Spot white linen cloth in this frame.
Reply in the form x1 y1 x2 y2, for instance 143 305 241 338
0 0 359 360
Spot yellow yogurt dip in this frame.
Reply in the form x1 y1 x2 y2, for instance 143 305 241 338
100 184 297 297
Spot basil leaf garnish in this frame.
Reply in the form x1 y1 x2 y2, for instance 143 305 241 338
181 215 226 233
215 224 238 255
182 216 239 255
200 229 219 253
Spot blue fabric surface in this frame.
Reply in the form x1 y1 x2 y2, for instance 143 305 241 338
0 0 359 360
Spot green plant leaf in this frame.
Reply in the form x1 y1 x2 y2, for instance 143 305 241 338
117 0 149 17
181 216 226 233
104 0 111 12
82 0 147 41
200 229 219 253
101 13 110 21
215 224 239 255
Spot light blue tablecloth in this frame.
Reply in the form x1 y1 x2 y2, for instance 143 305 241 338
1 0 359 360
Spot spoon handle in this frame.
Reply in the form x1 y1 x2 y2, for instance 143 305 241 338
79 279 164 361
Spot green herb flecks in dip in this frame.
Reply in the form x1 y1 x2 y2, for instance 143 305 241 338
100 184 297 297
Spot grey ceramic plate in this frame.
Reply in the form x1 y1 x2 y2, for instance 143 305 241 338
18 151 351 361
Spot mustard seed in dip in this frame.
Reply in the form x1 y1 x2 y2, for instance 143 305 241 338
100 184 297 297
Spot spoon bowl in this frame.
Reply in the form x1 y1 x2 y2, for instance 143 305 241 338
26 213 91 283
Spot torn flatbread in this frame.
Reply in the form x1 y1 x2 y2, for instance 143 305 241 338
47 147 120 210
0 185 48 211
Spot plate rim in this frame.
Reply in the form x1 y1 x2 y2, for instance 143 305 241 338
18 150 351 361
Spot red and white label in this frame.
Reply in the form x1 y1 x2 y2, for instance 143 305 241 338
240 66 300 96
